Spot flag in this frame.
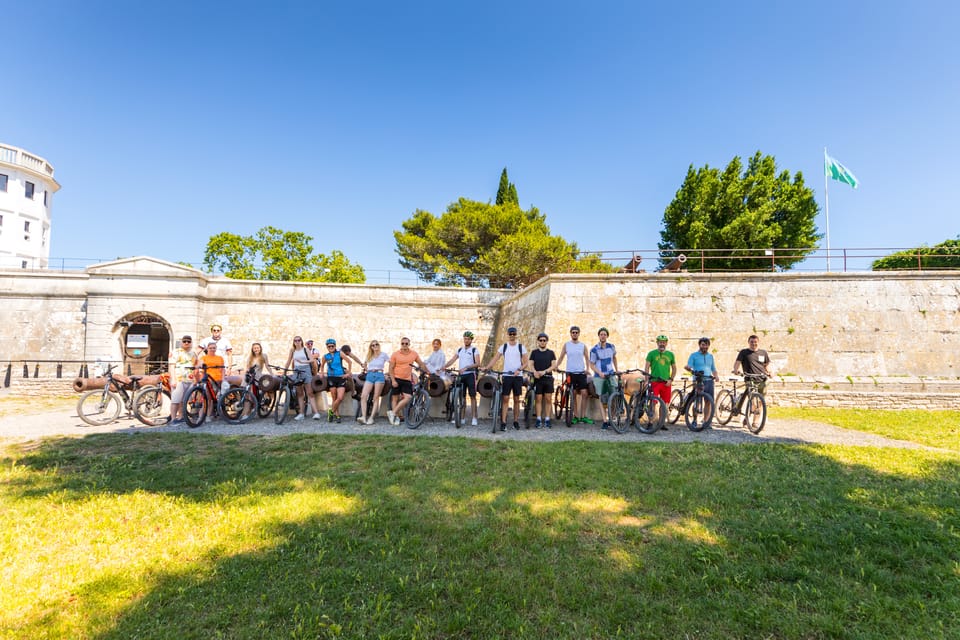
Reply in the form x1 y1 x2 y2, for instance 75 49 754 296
824 150 859 189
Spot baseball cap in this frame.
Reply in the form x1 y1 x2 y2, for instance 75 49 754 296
507 327 517 334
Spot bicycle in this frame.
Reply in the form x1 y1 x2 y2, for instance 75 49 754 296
131 374 173 427
552 370 574 428
182 364 227 428
682 370 715 432
484 369 507 433
521 371 536 429
666 376 690 424
715 373 768 433
627 371 668 434
443 368 467 428
77 364 171 427
605 369 638 434
269 366 308 425
218 367 261 425
404 368 432 429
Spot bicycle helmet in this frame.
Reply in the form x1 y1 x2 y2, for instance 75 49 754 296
463 331 475 338
325 338 336 346
656 334 668 342
537 332 548 340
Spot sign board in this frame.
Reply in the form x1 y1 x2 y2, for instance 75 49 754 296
126 334 150 348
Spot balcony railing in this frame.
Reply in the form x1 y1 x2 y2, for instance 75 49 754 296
0 143 56 177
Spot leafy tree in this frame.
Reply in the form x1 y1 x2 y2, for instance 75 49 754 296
203 226 365 283
395 197 612 288
495 168 519 206
659 152 821 271
872 237 960 270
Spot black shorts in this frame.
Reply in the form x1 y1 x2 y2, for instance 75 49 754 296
501 375 524 397
327 376 346 389
459 372 477 396
393 378 413 395
569 372 589 391
534 374 554 395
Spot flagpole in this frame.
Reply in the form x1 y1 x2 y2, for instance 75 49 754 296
824 147 831 272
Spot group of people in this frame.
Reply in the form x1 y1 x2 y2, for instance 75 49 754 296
166 323 772 430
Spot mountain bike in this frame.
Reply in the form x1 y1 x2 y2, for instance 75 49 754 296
627 371 668 434
77 364 171 427
666 377 690 424
131 374 173 427
715 373 768 433
270 366 308 425
484 369 507 433
405 369 432 429
443 369 467 428
218 367 260 425
521 371 536 429
552 370 574 428
683 370 715 432
605 369 639 434
183 364 226 428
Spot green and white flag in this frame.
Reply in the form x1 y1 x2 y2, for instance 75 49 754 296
824 150 859 189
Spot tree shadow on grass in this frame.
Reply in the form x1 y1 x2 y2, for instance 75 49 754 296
3 435 959 639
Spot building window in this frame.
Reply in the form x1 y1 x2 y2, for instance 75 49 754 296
0 174 7 192
24 221 31 232
44 190 48 206
25 182 35 199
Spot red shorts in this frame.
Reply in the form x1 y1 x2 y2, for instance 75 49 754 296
650 381 672 404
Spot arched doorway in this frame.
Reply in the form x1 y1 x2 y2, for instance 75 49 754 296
114 312 171 375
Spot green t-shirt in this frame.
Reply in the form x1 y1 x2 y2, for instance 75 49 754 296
645 349 675 381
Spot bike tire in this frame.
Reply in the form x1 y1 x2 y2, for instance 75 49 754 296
132 386 171 426
77 389 122 426
684 392 714 432
635 396 667 434
219 387 258 424
744 392 767 434
524 387 535 429
553 385 565 420
667 389 684 424
452 388 464 428
273 385 291 425
257 390 276 418
490 389 501 433
607 392 628 434
565 387 573 427
406 390 431 429
715 389 735 425
183 386 207 428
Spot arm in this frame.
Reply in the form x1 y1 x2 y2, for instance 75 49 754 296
284 349 293 370
518 349 529 375
553 348 566 372
483 350 502 372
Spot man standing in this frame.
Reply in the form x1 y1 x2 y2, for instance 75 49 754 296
168 335 197 426
589 328 619 430
388 337 428 426
732 334 771 426
529 332 556 429
198 324 233 371
483 327 529 431
444 331 481 426
553 326 591 425
684 337 719 429
320 338 351 423
643 334 676 430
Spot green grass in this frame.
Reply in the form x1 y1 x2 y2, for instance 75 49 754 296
2 432 959 639
771 406 960 452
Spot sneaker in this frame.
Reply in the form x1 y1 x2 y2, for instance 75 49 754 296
545 419 552 429
571 417 580 425
357 416 364 424
581 417 595 425
312 413 321 420
366 417 374 425
661 424 669 431
169 419 184 426
450 419 456 424
513 421 520 430
335 414 341 423
601 421 610 430
327 409 334 422
500 423 507 431
393 417 400 426
294 413 305 421
471 417 478 426
535 418 542 429
387 410 395 424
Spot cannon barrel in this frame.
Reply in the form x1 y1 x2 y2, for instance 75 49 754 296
661 254 687 272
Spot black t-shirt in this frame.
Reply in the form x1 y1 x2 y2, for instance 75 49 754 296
736 348 769 376
530 348 556 373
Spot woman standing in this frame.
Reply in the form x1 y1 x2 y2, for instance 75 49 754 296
358 339 389 424
284 336 319 421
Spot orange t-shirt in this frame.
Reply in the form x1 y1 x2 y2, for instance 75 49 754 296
389 349 420 382
201 354 225 382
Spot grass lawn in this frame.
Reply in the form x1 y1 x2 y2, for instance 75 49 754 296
2 425 959 640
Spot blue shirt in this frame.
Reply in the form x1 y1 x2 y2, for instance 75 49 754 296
687 351 716 376
590 342 617 376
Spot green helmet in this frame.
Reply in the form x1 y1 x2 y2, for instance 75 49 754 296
656 334 668 342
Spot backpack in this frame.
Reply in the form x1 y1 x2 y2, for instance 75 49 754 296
500 343 525 356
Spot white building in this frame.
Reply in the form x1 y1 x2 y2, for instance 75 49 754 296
0 143 60 269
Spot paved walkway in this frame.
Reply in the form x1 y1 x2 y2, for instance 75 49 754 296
0 400 945 451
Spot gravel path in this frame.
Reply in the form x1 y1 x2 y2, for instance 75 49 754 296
0 403 945 451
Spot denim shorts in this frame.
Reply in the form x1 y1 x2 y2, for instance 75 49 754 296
366 370 385 384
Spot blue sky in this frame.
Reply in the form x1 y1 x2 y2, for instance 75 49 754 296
5 0 958 280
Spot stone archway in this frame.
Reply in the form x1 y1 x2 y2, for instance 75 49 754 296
113 312 171 375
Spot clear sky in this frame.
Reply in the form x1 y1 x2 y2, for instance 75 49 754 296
4 0 958 280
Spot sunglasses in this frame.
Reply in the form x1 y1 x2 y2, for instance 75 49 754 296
371 342 380 346
537 338 547 342
181 340 192 344
401 342 410 346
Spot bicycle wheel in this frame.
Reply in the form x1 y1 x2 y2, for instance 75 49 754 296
273 385 291 425
715 390 735 425
553 385 566 420
565 388 574 427
524 386 535 429
183 386 207 428
257 390 275 418
132 386 171 426
219 387 258 424
452 388 464 428
667 389 684 424
77 389 122 426
406 390 431 429
490 389 502 433
684 392 714 432
635 396 667 434
744 392 767 434
607 392 628 434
